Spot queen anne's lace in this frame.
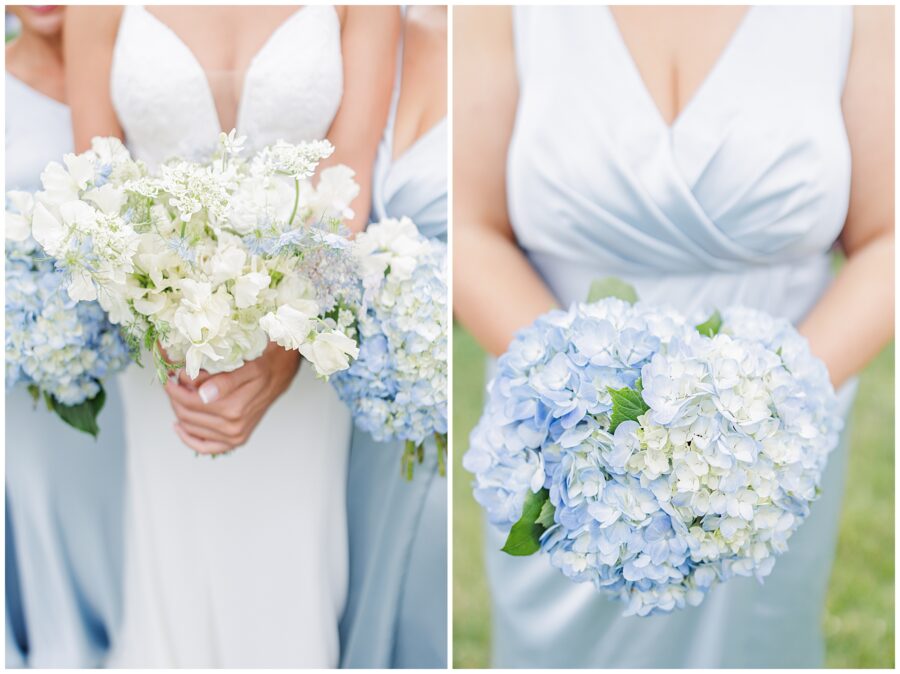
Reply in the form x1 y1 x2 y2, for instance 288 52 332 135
464 299 841 616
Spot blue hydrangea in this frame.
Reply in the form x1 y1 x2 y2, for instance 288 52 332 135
464 299 841 616
5 237 130 407
331 228 447 455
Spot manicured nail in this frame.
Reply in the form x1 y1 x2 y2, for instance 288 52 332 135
199 383 219 404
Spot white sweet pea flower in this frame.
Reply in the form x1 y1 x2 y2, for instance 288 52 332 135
208 245 247 285
299 329 359 377
232 271 271 308
84 184 127 215
5 191 34 241
184 341 224 380
307 164 360 221
39 161 81 204
173 280 231 343
63 152 95 190
32 200 96 257
260 301 319 350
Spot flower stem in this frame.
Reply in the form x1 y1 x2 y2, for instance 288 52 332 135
288 177 300 226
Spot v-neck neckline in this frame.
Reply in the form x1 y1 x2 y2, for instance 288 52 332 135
138 5 310 134
604 6 754 133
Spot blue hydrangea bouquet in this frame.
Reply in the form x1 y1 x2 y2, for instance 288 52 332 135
463 278 841 616
4 227 130 437
332 218 448 479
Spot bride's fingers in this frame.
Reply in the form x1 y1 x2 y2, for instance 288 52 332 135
178 369 211 391
177 420 234 445
174 423 233 455
195 364 260 406
164 377 213 413
170 403 245 443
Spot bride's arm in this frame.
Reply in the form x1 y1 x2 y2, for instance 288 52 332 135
63 6 124 151
322 5 400 234
798 6 894 389
453 7 557 357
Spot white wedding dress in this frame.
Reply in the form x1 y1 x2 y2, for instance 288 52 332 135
105 6 350 667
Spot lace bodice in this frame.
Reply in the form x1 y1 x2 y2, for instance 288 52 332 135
110 5 343 167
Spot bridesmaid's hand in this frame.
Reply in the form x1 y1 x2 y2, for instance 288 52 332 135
165 342 301 455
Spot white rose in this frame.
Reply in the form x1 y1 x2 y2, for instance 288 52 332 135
299 330 359 377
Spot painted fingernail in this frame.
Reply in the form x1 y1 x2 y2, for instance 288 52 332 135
198 383 219 404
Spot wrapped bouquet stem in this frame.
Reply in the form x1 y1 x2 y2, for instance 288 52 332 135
464 278 841 616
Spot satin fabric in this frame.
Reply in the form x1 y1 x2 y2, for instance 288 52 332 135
339 38 448 669
5 73 126 668
485 6 857 668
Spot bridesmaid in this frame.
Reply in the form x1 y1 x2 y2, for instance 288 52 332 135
454 5 893 669
339 6 448 668
5 5 126 668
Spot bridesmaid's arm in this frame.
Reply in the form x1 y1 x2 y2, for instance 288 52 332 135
63 6 124 151
323 6 401 234
453 7 557 357
799 6 894 389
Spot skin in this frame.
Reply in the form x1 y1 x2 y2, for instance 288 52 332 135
64 5 399 454
391 6 447 160
454 6 894 389
6 5 66 102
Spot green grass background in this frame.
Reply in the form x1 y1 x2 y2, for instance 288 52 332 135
453 324 894 668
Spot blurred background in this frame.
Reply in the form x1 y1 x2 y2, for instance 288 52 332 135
453 322 895 668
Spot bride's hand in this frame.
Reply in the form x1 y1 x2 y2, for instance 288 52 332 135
164 342 301 455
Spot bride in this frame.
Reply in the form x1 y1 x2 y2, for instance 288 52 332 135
63 5 399 667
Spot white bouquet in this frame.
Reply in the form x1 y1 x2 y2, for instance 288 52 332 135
17 132 361 382
464 279 841 616
332 217 448 478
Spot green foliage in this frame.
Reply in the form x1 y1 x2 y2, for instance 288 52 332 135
586 277 639 304
45 385 106 438
607 383 650 433
501 489 549 556
695 309 723 337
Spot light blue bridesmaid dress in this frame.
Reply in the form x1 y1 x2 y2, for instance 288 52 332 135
5 73 125 668
339 41 448 669
484 6 858 668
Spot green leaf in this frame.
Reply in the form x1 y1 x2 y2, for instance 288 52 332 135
536 498 556 528
46 385 106 438
502 488 550 556
586 277 639 304
607 384 650 433
695 309 723 337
